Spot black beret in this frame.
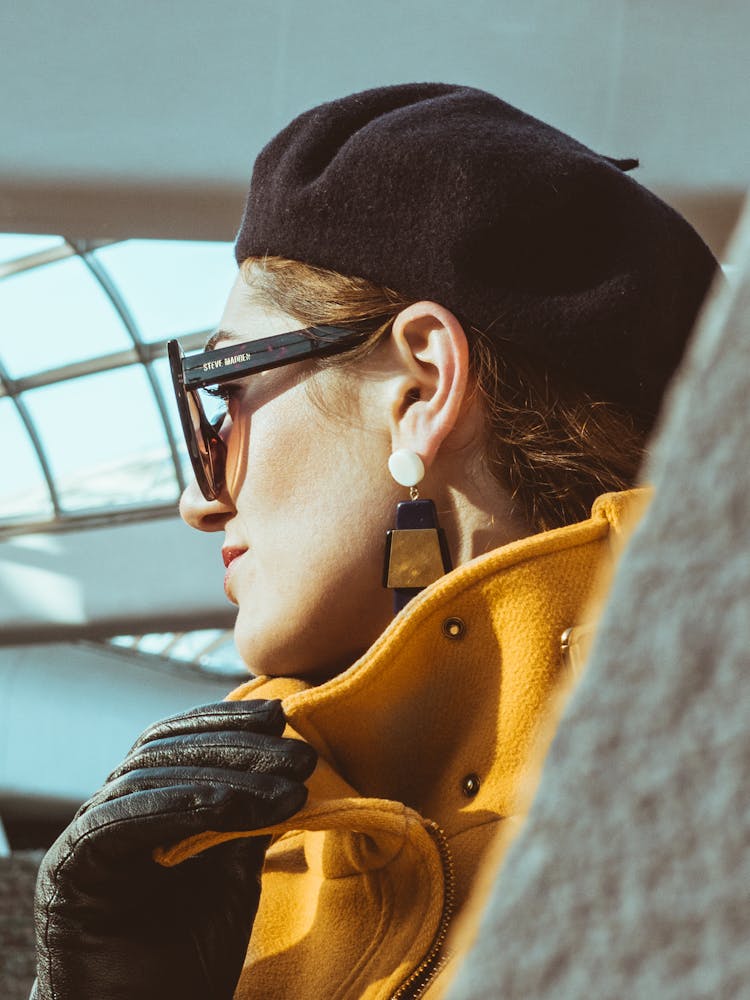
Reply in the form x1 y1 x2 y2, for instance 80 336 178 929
235 82 718 424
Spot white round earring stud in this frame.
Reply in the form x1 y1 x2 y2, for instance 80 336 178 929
388 449 425 488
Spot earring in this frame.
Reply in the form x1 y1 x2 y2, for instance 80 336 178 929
383 449 453 613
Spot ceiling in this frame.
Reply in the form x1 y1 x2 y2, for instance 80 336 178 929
2 0 749 252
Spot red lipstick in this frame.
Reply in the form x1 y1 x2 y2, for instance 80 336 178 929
222 547 247 604
222 546 248 568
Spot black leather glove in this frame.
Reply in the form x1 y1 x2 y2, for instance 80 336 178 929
33 699 316 1000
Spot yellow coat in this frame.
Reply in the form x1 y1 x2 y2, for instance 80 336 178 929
159 490 645 999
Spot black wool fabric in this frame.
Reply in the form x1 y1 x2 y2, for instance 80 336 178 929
235 82 718 426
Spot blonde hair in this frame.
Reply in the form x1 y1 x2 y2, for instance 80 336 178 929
242 256 646 531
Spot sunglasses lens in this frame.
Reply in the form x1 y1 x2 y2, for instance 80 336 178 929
185 391 226 499
168 340 226 500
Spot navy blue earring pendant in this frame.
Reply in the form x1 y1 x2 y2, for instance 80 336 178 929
383 450 453 613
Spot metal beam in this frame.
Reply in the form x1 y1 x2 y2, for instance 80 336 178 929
0 611 236 646
0 240 74 280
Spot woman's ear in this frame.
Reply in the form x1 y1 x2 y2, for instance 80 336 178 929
388 301 470 467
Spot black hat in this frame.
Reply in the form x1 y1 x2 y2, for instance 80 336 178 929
235 83 718 424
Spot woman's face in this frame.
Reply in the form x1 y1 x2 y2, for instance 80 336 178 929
179 273 400 681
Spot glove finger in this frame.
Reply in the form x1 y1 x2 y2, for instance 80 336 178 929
129 699 285 752
44 778 306 899
83 765 309 828
110 730 317 783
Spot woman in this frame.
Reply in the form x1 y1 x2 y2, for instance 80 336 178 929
32 83 717 1000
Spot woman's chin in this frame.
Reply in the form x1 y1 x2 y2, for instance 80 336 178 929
234 626 361 683
233 624 310 680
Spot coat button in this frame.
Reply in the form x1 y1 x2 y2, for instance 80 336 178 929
442 617 466 639
462 773 481 797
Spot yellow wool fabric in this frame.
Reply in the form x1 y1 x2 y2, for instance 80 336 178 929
158 490 646 999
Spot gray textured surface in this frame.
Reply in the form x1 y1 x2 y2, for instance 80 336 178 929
0 853 42 1000
446 199 750 1000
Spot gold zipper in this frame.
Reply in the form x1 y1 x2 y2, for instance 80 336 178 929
389 819 456 1000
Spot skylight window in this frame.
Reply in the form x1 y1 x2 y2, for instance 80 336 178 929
0 398 54 521
0 234 236 532
23 366 177 512
93 240 235 342
0 256 132 378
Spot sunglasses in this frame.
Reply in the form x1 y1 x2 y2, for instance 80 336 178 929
167 325 369 500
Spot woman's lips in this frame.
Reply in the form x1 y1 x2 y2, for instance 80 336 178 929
222 546 248 569
222 547 248 603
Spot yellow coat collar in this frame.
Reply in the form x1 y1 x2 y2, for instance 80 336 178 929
159 489 647 867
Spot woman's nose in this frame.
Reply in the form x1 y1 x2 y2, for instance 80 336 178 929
179 476 235 532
